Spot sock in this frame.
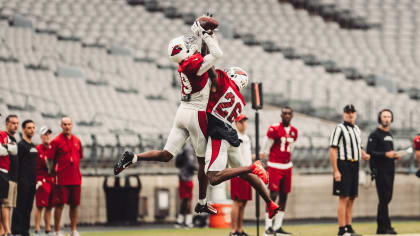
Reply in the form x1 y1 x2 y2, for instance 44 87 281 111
176 214 184 224
265 213 273 230
185 214 193 225
198 198 206 205
45 231 50 234
273 211 285 230
132 155 138 163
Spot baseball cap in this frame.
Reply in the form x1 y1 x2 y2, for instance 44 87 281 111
39 126 52 135
343 104 356 113
235 114 248 122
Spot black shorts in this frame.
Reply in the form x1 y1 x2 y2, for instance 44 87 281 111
0 171 9 200
333 160 359 198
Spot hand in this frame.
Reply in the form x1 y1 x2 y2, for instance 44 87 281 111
371 168 377 180
191 21 212 39
385 151 396 159
211 84 217 93
36 181 42 190
362 152 371 160
395 153 402 160
334 170 341 182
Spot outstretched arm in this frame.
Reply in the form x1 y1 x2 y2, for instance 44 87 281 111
191 21 223 76
201 41 218 91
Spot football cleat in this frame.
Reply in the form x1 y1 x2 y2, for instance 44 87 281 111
267 201 280 219
194 202 218 215
264 227 275 236
114 151 136 175
274 227 292 235
251 160 268 184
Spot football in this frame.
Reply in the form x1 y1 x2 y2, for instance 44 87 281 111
197 16 219 31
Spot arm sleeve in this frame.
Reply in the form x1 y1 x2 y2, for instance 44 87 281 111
329 126 342 148
261 137 274 156
197 35 223 76
366 133 386 159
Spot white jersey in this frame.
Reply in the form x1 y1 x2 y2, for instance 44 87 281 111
180 79 210 110
238 133 252 166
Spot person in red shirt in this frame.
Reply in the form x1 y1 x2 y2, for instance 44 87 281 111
261 107 298 236
414 134 420 178
0 130 10 201
34 126 54 235
50 117 82 236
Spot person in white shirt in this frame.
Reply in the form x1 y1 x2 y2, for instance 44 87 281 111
230 114 252 236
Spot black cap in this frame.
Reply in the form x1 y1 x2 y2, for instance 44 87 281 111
343 104 356 113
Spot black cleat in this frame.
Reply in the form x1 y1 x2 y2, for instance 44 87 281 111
194 202 218 214
275 227 292 235
346 225 362 236
264 227 275 236
240 231 249 236
114 151 136 175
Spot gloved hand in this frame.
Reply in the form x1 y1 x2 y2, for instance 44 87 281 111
191 21 211 39
416 169 420 178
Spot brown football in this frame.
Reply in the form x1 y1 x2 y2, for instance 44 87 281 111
197 16 219 31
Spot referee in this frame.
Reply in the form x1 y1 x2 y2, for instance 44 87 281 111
329 104 370 236
366 109 400 235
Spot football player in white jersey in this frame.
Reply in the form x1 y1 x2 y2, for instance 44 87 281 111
114 18 222 214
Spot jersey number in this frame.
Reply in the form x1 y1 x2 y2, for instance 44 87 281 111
215 92 242 123
280 137 295 153
179 72 192 95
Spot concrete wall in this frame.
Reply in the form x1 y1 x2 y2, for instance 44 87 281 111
31 173 420 227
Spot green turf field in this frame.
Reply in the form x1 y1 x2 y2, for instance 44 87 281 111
82 221 420 236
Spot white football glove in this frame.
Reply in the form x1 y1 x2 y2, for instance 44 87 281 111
7 142 17 155
0 145 7 156
191 21 210 39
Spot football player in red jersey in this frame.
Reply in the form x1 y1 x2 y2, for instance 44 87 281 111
204 67 279 221
414 134 420 178
114 18 222 214
261 107 297 236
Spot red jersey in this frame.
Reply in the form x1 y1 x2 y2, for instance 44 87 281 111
0 131 9 172
36 144 54 182
207 69 246 126
414 135 420 151
50 133 83 186
178 53 210 110
266 123 298 164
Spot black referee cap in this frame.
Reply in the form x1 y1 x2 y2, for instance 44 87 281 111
343 104 356 113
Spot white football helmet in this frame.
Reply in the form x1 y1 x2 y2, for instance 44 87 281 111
168 35 201 64
225 67 249 90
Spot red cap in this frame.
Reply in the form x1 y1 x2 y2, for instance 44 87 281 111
235 114 248 122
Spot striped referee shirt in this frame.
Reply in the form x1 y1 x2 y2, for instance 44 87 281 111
329 122 362 161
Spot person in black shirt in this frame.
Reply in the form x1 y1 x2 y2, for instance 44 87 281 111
367 109 401 235
11 120 37 236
